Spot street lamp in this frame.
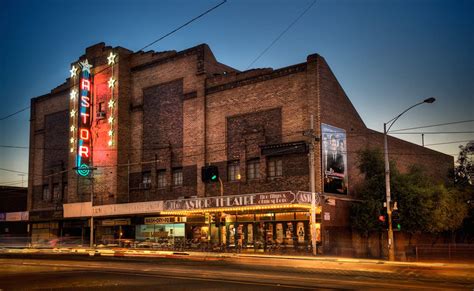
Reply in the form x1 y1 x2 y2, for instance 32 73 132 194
384 97 435 261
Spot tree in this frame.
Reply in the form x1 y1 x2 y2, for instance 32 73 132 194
454 141 474 186
452 141 474 242
350 148 386 236
426 184 468 235
351 147 469 241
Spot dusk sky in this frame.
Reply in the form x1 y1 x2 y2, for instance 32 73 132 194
0 0 472 186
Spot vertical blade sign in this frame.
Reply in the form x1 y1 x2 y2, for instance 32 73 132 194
76 60 92 176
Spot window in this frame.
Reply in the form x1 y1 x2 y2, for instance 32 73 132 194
228 161 240 181
52 184 60 201
157 170 166 188
173 168 183 186
140 171 151 189
247 159 260 180
142 171 151 185
268 158 283 177
42 185 51 201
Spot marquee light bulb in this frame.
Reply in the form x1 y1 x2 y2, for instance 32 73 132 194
80 59 93 74
108 99 115 108
107 52 117 65
108 129 114 137
108 140 113 146
70 125 75 132
70 137 75 144
70 89 78 101
70 65 78 78
108 116 114 124
108 77 116 88
70 109 76 117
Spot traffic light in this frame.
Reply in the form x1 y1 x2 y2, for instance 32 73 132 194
202 165 219 183
378 213 388 229
392 210 401 231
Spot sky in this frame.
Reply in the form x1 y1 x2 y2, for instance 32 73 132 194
0 0 473 186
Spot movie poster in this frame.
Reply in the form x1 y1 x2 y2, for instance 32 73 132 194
321 124 348 194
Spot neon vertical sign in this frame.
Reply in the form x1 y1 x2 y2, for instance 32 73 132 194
76 59 93 176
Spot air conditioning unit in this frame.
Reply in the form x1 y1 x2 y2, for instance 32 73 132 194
97 111 106 119
139 182 151 189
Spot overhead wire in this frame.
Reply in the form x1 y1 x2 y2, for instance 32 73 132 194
139 0 227 51
390 120 474 133
246 0 317 69
0 1 227 123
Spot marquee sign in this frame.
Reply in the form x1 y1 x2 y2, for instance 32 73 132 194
163 191 315 211
75 60 93 176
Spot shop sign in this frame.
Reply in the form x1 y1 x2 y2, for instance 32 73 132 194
5 211 29 221
295 191 321 205
164 191 299 211
101 219 130 226
63 202 92 218
29 210 63 221
93 201 163 216
144 216 181 224
75 60 93 177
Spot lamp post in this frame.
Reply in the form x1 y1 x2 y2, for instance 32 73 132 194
384 97 435 261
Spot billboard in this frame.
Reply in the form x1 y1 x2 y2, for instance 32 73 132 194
321 123 348 194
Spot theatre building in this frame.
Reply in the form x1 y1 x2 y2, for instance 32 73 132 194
27 43 452 254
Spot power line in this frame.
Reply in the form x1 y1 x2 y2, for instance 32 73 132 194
0 167 28 175
0 1 226 124
424 140 474 147
391 131 474 135
390 120 474 133
139 0 227 51
0 106 30 121
246 0 317 69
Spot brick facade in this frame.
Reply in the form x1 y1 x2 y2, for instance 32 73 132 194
28 42 453 235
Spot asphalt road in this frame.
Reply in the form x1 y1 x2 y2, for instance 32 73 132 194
0 257 472 290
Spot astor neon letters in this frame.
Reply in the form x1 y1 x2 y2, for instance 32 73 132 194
76 60 93 176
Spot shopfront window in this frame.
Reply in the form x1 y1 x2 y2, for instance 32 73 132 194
135 223 185 248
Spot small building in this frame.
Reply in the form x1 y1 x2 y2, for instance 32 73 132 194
27 43 452 254
0 186 28 244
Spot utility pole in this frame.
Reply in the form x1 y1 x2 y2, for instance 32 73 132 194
304 115 319 256
74 166 97 248
383 97 435 261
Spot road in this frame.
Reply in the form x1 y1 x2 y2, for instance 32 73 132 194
1 255 473 290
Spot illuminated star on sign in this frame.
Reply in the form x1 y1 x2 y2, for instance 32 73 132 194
108 99 115 108
70 89 78 100
80 59 93 74
70 147 74 153
107 52 117 65
108 77 116 88
70 65 78 78
108 140 113 146
70 125 75 132
70 137 75 144
108 116 114 124
70 109 76 117
108 129 114 136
